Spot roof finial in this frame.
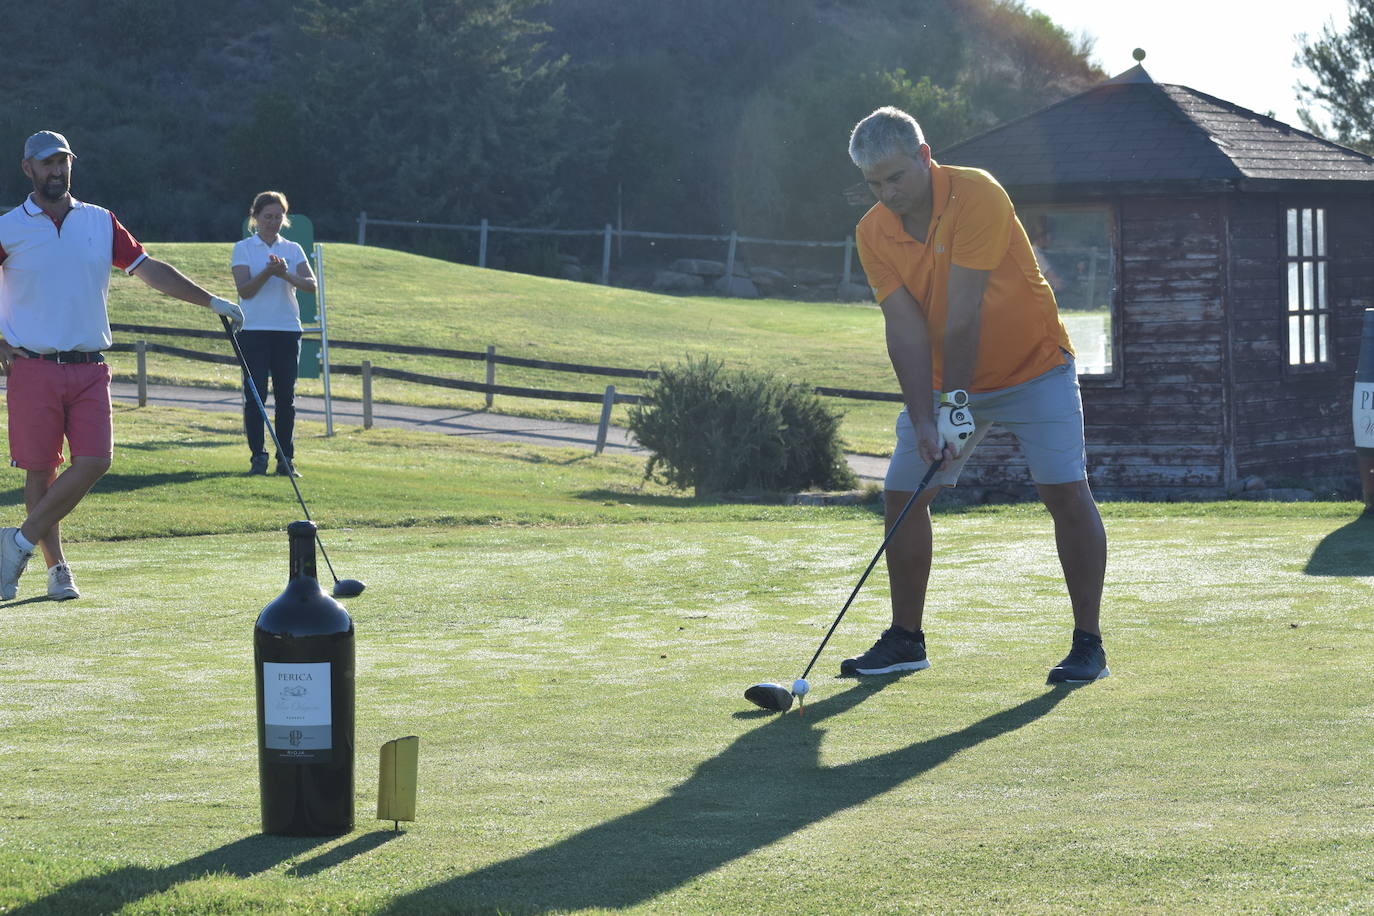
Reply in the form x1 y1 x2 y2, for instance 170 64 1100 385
1133 48 1146 62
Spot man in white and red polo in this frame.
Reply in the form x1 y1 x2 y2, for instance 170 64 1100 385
0 130 244 601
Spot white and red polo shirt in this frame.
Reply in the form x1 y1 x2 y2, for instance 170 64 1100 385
0 194 147 353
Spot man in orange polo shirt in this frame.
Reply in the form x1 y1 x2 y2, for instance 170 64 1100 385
841 106 1108 683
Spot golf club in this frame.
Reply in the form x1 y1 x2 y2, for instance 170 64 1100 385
745 457 944 711
220 316 366 598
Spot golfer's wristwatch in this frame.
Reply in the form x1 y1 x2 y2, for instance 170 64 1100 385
939 389 969 409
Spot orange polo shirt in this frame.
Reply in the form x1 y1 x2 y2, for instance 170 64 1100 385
855 161 1073 392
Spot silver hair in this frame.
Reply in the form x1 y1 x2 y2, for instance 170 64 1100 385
848 107 926 170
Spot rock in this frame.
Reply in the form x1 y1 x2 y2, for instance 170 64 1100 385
713 275 759 298
1243 475 1266 492
786 490 866 506
670 258 726 277
791 268 834 285
559 264 583 282
750 266 788 283
652 270 704 291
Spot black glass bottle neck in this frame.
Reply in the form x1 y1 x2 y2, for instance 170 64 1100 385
289 531 318 581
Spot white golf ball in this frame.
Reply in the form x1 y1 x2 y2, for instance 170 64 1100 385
792 678 810 697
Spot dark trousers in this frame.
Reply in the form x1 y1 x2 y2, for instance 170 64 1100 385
239 330 302 461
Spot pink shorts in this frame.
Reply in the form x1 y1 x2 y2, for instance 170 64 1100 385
6 357 113 471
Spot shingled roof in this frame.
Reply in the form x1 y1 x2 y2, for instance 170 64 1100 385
938 64 1374 195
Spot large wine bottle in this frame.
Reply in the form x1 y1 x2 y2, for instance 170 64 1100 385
255 520 355 835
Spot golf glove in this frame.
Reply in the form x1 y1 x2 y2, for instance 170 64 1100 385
937 388 975 456
210 296 245 333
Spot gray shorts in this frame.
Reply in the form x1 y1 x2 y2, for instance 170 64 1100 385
885 354 1087 491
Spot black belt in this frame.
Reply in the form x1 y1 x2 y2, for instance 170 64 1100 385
19 349 105 364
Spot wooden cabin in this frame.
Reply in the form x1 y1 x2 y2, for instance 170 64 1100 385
935 64 1374 499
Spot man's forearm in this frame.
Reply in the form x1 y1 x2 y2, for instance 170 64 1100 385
940 318 980 392
132 258 212 307
887 323 936 421
880 288 937 420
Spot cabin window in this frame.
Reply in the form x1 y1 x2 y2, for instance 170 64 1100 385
1020 205 1117 376
1285 207 1329 367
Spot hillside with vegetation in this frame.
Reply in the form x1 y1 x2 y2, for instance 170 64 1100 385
2 0 1101 254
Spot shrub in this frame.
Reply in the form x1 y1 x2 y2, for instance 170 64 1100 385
628 356 857 497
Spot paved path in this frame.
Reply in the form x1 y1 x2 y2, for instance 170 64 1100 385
109 382 890 482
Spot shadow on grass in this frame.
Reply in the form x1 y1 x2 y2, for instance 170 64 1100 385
11 830 398 915
574 487 701 507
573 487 876 510
0 471 237 508
1304 514 1374 576
91 470 240 495
0 594 58 607
504 447 599 464
119 435 236 452
381 681 1074 914
286 830 402 878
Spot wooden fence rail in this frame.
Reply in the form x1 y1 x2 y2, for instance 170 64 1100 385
108 341 647 405
108 324 902 404
110 323 658 379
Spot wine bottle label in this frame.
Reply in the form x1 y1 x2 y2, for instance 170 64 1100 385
1356 383 1374 448
263 662 332 762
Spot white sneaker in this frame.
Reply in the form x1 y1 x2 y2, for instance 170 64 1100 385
0 528 32 600
47 562 79 600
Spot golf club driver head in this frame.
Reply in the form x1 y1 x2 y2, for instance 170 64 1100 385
332 578 366 598
744 682 794 712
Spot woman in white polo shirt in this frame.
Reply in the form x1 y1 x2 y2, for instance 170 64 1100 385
231 191 316 476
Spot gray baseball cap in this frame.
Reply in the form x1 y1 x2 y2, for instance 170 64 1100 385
23 131 76 161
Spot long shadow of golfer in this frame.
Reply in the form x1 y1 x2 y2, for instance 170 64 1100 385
0 471 229 506
119 438 235 452
382 682 1074 914
89 470 243 495
10 830 398 915
1304 514 1374 576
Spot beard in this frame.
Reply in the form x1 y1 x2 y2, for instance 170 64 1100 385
36 173 69 203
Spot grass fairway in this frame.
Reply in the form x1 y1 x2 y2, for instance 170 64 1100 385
2 410 1373 913
104 242 908 456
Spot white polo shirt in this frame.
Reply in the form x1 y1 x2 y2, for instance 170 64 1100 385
0 195 147 352
232 233 308 332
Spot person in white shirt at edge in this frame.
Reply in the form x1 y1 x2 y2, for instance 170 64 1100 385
230 191 316 477
0 130 243 601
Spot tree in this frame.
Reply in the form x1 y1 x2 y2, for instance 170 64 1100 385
543 0 835 234
729 68 976 240
0 0 289 239
1296 0 1374 154
958 0 1101 126
297 0 580 231
545 0 1098 241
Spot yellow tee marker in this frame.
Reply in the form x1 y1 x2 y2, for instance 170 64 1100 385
377 736 419 830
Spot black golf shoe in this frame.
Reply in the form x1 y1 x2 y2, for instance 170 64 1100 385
1047 629 1109 684
249 454 269 475
839 626 929 676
